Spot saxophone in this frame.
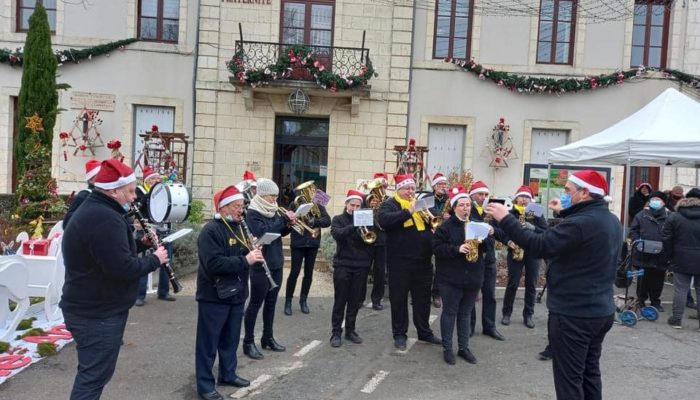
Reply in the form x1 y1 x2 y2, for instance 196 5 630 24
463 220 481 263
512 211 526 262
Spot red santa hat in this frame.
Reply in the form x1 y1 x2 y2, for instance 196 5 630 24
431 172 447 187
214 185 244 210
514 185 533 199
394 174 416 190
449 185 470 207
142 166 160 181
469 180 489 196
373 172 388 180
94 159 136 190
345 189 365 203
85 159 101 181
243 170 257 186
636 182 652 191
568 170 609 196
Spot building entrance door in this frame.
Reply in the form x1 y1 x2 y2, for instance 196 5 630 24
273 116 329 207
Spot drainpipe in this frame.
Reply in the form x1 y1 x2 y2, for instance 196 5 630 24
405 1 417 144
191 2 202 185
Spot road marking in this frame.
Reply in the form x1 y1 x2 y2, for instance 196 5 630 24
231 374 272 399
294 340 321 357
360 370 390 394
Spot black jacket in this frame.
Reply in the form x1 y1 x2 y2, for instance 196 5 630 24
469 206 507 264
498 199 622 318
629 207 671 269
502 207 548 262
330 211 373 268
433 215 486 290
245 209 292 270
429 192 449 217
628 189 649 222
63 187 92 228
662 197 700 275
289 203 331 248
196 217 250 304
60 190 160 318
377 197 433 264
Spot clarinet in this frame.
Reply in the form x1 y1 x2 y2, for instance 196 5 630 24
239 217 279 291
129 205 183 294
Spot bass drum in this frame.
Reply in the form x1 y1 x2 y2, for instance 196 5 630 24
148 182 191 223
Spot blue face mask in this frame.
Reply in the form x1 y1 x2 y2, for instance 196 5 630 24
559 193 572 209
122 203 131 212
649 200 663 210
225 215 234 222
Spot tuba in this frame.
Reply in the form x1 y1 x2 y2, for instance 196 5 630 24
463 220 481 263
293 180 321 219
278 206 320 238
365 178 387 205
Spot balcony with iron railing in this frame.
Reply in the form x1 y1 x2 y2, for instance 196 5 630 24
228 40 375 115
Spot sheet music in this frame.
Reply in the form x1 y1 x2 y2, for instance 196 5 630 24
414 196 435 211
353 209 375 227
525 202 545 217
465 222 490 240
257 233 281 245
295 203 313 217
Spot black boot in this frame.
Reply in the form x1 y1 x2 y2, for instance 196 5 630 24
284 298 292 316
261 337 286 352
243 342 264 360
300 295 310 314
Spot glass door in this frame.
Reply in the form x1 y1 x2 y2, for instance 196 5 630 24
273 117 329 207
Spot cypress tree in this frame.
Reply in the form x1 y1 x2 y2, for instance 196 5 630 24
15 1 58 174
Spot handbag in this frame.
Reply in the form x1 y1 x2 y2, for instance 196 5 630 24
214 277 244 299
635 240 663 255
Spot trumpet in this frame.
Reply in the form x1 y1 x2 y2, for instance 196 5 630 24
359 226 377 244
278 207 320 238
411 197 441 231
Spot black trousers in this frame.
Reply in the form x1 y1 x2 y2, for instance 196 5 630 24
367 245 386 303
195 302 244 394
331 266 369 334
63 310 128 400
439 282 478 351
388 260 434 339
548 312 614 400
286 247 319 299
502 255 541 318
636 267 666 306
244 267 282 342
471 261 497 333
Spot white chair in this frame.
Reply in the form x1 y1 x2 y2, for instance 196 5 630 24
0 256 30 341
20 239 64 321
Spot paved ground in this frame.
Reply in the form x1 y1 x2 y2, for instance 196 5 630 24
2 274 699 400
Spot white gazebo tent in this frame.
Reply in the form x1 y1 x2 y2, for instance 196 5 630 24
547 87 700 225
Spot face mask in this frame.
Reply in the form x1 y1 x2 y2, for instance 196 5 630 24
649 200 663 210
225 215 234 222
122 203 131 212
559 193 572 209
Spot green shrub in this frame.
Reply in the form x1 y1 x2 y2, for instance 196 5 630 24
319 229 336 268
171 221 203 276
16 327 46 340
37 342 57 357
0 341 9 353
186 200 205 224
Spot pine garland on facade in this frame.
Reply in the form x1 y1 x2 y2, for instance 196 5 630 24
0 38 137 67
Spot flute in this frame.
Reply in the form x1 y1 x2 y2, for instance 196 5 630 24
240 217 279 291
129 205 183 293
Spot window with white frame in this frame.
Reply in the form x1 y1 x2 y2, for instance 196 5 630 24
530 128 568 164
427 124 465 175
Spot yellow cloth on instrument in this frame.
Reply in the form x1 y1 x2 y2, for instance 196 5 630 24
394 194 426 231
514 204 525 215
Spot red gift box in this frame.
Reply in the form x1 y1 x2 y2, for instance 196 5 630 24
22 239 51 256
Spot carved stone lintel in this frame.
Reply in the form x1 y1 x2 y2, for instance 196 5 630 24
351 95 360 116
242 88 254 111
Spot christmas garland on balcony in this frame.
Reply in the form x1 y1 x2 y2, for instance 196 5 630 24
227 44 377 92
446 58 700 94
0 38 137 67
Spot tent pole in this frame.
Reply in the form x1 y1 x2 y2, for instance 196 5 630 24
546 163 552 221
624 158 633 237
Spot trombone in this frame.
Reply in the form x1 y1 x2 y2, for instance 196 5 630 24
278 206 320 238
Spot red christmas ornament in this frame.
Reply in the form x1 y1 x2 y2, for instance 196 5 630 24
151 124 159 132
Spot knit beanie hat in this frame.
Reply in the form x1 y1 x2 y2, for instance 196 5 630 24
255 178 279 196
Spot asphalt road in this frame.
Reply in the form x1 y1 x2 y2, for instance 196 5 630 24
2 277 699 400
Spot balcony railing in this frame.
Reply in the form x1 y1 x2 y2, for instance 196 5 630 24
229 40 374 90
